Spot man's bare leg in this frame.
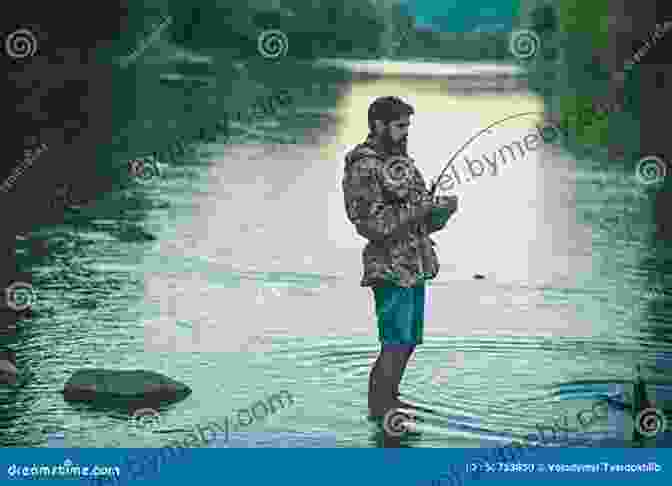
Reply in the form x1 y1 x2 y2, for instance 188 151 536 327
369 345 411 417
368 353 380 408
394 345 415 399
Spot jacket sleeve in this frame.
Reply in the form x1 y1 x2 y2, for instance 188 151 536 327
343 157 430 242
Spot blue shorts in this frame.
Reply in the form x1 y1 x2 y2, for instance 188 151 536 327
372 284 425 347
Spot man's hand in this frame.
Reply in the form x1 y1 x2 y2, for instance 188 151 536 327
426 195 457 232
432 195 458 215
417 194 436 217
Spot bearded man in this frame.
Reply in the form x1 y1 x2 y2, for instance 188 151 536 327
342 96 458 419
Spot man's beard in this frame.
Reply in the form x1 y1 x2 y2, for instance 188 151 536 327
380 129 407 156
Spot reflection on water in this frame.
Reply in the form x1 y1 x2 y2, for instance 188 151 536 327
1 60 670 449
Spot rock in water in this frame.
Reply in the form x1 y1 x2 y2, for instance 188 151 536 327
62 369 191 407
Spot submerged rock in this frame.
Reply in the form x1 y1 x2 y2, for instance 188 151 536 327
0 350 18 385
62 369 191 406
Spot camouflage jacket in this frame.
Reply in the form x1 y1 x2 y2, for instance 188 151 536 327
342 137 447 288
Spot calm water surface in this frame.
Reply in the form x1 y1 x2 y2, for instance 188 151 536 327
1 58 671 449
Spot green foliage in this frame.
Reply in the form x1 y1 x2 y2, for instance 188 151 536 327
165 0 385 59
557 0 612 51
555 0 615 149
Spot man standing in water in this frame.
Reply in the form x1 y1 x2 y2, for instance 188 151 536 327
342 96 458 418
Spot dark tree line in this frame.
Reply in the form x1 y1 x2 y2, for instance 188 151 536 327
166 0 385 59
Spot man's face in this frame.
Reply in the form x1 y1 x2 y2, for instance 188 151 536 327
387 116 410 143
375 115 410 154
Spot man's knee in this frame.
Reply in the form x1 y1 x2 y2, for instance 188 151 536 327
382 343 414 353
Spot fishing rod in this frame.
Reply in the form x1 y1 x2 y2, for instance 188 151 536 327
429 111 545 198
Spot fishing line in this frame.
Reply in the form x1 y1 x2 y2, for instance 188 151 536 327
429 111 545 197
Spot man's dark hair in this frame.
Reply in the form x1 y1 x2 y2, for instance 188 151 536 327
368 96 414 133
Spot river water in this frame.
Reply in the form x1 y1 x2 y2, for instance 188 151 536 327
1 55 670 449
